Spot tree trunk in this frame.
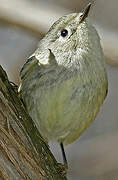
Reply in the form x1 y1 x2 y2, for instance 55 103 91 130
0 65 67 180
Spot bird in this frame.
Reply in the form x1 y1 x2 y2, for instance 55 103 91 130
18 3 108 168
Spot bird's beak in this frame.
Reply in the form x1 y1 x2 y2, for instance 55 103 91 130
75 3 91 31
79 3 91 24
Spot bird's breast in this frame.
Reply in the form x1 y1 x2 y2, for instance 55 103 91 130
21 58 107 145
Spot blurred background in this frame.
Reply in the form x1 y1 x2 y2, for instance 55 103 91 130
0 0 118 179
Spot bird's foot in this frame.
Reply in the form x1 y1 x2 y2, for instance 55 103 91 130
57 162 68 176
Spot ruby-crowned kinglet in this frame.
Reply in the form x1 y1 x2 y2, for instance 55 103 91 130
19 4 108 167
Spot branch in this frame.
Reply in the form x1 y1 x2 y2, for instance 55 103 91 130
0 65 67 180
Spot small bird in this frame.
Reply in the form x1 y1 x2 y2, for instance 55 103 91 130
19 3 108 167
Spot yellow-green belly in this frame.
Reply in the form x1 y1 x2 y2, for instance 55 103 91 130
23 73 107 145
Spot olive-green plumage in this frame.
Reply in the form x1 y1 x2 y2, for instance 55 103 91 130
19 7 108 146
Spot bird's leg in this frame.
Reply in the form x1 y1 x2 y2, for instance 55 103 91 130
60 142 68 169
57 142 68 176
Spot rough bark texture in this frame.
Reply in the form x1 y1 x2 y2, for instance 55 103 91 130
0 65 67 180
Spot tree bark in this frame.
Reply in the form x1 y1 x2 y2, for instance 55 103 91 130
0 65 67 180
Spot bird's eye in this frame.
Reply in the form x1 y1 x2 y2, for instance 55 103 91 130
61 29 68 37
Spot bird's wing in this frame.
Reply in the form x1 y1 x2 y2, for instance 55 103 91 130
20 55 38 79
18 50 58 92
18 55 38 93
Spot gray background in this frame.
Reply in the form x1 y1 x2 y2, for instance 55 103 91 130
0 0 118 179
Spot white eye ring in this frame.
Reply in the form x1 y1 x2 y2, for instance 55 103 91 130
58 28 72 41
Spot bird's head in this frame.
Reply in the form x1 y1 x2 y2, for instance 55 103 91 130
35 3 103 68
